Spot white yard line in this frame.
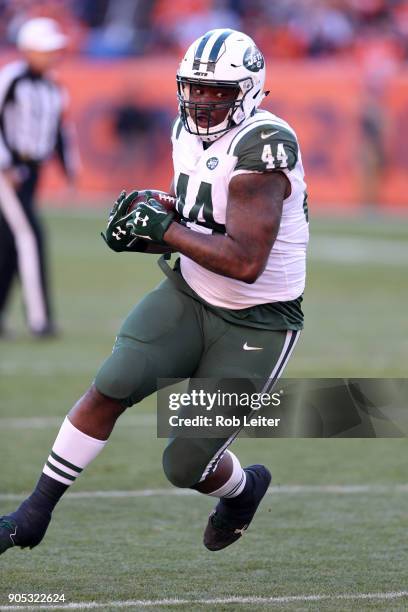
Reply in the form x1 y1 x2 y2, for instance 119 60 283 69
0 591 407 610
0 415 155 429
1 484 407 502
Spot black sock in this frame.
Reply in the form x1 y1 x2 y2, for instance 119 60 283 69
222 469 255 518
22 473 69 515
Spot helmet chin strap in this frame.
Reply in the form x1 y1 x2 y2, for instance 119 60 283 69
197 123 230 142
199 131 224 143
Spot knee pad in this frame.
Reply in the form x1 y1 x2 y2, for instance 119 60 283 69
162 438 214 488
94 344 150 408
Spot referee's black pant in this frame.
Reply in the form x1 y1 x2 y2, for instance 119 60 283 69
0 163 54 334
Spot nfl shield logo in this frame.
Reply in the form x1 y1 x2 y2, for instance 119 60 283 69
206 157 219 170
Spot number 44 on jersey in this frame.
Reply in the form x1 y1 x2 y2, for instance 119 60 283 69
261 143 289 169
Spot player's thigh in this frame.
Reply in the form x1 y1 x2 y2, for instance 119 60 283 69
162 327 300 487
95 279 203 406
191 326 301 466
195 324 300 383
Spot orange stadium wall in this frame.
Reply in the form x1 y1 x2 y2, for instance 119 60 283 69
2 55 408 210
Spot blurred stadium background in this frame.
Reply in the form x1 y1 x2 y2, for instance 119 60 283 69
1 0 408 207
0 1 407 610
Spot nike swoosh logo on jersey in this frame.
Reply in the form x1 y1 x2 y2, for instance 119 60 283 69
260 130 279 139
243 342 263 351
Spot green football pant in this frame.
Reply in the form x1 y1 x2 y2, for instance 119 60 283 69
95 277 300 487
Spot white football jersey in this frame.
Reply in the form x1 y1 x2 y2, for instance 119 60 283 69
171 108 309 309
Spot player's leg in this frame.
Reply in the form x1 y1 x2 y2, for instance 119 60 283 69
0 279 204 555
0 218 18 334
24 202 54 336
198 326 300 550
16 165 56 336
0 168 49 335
0 386 123 555
163 321 300 550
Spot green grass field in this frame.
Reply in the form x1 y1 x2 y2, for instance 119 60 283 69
0 211 407 611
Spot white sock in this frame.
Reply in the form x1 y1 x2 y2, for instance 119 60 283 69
43 417 107 486
207 450 247 498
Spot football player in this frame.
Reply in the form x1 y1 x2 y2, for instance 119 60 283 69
0 29 308 554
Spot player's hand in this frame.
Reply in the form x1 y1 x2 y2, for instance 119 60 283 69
126 192 175 244
101 190 141 252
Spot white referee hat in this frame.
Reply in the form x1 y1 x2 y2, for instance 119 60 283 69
17 18 68 52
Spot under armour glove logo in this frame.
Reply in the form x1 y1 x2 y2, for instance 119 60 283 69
112 226 127 240
134 212 149 227
127 199 174 244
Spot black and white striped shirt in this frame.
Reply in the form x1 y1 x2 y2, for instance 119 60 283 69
0 60 75 174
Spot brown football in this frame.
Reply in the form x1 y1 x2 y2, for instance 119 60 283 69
126 189 178 214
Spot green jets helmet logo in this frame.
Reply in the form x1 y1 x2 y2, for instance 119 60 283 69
206 157 219 170
243 46 264 72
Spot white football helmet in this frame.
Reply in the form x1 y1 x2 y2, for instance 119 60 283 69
177 29 266 142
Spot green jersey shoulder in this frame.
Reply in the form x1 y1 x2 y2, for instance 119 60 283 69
228 110 299 174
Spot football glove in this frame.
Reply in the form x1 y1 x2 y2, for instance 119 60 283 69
101 190 143 252
126 192 175 244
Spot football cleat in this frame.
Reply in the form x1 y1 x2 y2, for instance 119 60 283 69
203 464 271 551
30 324 60 339
0 518 18 554
0 502 51 555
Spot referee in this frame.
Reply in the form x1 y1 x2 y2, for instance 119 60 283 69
0 18 78 338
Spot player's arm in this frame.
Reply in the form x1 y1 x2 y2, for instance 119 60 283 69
131 241 175 255
163 171 289 283
55 118 80 183
0 70 14 175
